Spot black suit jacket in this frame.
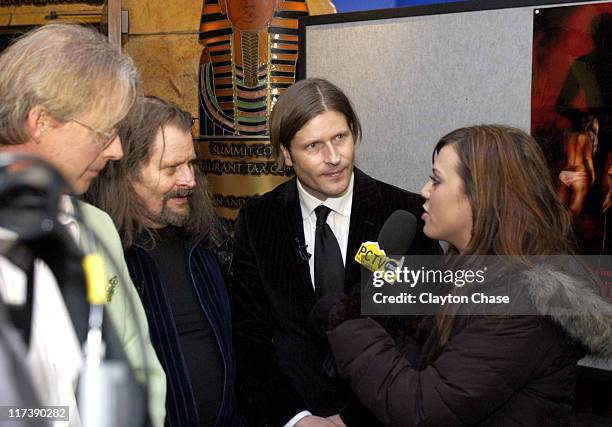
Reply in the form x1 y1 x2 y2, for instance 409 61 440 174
231 168 441 426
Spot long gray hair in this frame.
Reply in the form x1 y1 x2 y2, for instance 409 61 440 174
86 96 223 249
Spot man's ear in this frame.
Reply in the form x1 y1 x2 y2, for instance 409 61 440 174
281 145 293 167
25 106 49 143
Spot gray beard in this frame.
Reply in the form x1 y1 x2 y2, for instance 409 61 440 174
153 200 190 227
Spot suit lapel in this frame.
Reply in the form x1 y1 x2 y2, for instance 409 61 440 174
275 179 316 305
346 169 381 290
274 171 382 298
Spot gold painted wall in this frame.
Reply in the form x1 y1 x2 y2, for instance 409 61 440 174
0 2 103 26
0 0 336 131
122 0 336 137
122 0 203 131
0 0 203 128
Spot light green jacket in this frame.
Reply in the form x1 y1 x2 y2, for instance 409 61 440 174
78 200 167 427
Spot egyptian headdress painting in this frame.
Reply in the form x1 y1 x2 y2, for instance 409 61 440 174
197 0 336 225
532 3 612 254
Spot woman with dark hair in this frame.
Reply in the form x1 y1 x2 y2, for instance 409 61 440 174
325 125 612 426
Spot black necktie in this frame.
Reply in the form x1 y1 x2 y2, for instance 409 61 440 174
314 205 345 298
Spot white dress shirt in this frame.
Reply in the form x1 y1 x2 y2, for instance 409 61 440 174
285 173 354 427
298 173 354 289
0 196 83 427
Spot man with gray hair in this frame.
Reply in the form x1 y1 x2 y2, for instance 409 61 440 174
0 24 166 426
88 96 242 426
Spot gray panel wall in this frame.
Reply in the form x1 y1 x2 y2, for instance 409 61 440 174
305 3 597 192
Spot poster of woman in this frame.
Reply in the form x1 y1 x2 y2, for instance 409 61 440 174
532 2 612 254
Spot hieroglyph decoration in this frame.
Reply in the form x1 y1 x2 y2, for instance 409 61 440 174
199 0 307 136
197 0 335 224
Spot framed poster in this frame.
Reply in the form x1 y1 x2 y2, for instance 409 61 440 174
532 2 612 254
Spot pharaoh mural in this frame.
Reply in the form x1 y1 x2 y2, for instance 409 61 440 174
197 0 335 224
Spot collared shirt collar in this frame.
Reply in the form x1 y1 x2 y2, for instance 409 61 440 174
297 171 354 219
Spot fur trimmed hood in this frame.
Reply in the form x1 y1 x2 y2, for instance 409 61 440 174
524 264 612 358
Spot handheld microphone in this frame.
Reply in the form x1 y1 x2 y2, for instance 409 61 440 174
377 210 418 255
355 210 417 285
314 211 418 378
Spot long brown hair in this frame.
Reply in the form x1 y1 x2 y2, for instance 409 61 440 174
432 125 576 352
86 96 223 249
269 78 362 167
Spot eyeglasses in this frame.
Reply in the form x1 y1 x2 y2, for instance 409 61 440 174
70 118 118 149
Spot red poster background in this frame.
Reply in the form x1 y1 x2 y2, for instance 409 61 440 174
532 3 612 254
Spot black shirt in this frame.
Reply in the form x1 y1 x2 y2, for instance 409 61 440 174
149 227 224 426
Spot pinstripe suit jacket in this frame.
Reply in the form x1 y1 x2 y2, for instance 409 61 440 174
231 168 440 426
